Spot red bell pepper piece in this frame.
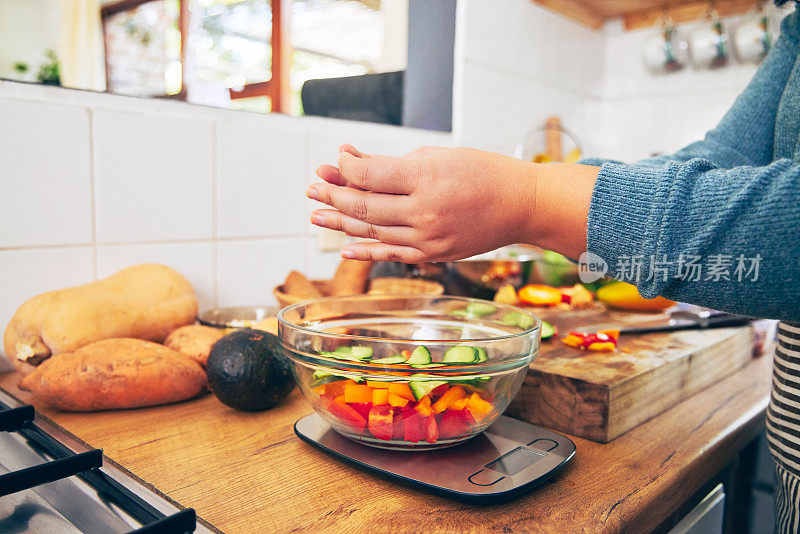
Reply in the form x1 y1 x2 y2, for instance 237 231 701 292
367 405 395 441
403 409 424 443
429 384 450 400
348 402 372 421
320 397 366 434
461 408 478 427
423 415 439 444
392 409 405 440
439 410 470 439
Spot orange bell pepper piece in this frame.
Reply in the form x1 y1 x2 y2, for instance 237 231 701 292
312 384 326 395
432 385 466 414
325 379 356 398
388 383 415 401
597 329 620 341
561 334 584 348
372 388 389 406
466 393 494 422
366 380 391 389
387 392 409 408
334 394 346 404
415 395 434 417
587 341 616 352
450 398 468 411
517 284 563 306
344 383 373 404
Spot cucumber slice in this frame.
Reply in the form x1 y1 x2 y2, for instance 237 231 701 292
451 375 492 386
540 321 555 340
407 346 432 365
448 310 472 318
329 346 373 361
501 311 535 330
349 346 373 360
371 355 407 365
475 347 488 363
312 370 333 381
410 363 441 369
311 372 364 388
465 302 497 317
443 345 479 364
409 379 448 400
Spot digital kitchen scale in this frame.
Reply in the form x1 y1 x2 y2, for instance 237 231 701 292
295 413 576 504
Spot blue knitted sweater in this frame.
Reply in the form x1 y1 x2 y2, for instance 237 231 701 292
583 10 800 321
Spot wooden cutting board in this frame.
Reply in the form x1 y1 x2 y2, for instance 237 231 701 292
505 304 755 442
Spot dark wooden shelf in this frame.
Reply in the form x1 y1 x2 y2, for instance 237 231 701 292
532 0 761 30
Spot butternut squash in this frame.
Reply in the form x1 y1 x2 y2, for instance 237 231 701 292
18 338 207 411
4 264 197 370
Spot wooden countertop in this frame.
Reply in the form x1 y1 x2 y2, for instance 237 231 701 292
0 350 772 533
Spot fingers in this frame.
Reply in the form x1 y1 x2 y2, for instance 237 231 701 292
341 242 426 263
306 182 410 225
311 209 413 245
315 164 349 187
339 144 373 158
337 152 418 194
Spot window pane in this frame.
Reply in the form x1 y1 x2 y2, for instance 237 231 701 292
290 0 386 115
104 0 182 97
187 0 271 89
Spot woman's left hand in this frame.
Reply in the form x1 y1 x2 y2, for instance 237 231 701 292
307 145 539 263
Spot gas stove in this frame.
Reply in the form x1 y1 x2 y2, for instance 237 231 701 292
0 388 216 533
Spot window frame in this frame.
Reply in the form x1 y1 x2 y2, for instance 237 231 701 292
100 0 290 111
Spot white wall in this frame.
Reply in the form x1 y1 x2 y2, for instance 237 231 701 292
453 0 788 162
0 81 449 348
452 0 605 156
594 15 774 161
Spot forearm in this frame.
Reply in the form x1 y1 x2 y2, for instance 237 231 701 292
588 159 800 321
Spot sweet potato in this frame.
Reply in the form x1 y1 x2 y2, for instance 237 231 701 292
252 316 279 336
284 270 323 299
18 338 207 411
164 324 226 367
4 264 197 371
330 259 373 296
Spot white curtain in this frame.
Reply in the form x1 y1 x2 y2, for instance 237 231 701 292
59 0 106 91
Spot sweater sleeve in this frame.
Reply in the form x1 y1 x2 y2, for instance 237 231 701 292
589 158 800 321
583 11 800 170
585 12 800 321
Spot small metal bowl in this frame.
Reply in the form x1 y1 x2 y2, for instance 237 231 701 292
198 306 278 329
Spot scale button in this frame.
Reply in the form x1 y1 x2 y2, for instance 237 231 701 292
528 438 558 452
467 469 505 486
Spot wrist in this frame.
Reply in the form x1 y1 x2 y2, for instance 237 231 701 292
520 162 599 260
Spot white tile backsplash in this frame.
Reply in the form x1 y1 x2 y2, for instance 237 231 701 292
0 100 93 247
0 247 95 353
217 118 307 239
96 242 216 311
93 110 214 243
217 238 307 307
306 238 345 280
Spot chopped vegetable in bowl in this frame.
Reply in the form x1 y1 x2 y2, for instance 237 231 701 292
278 295 541 450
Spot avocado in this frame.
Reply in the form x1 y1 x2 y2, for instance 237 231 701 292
206 328 295 412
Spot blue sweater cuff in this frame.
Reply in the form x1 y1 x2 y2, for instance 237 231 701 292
587 162 672 297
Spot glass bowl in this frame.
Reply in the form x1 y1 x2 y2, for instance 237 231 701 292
277 295 540 450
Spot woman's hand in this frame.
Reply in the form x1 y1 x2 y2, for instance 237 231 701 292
307 146 539 262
